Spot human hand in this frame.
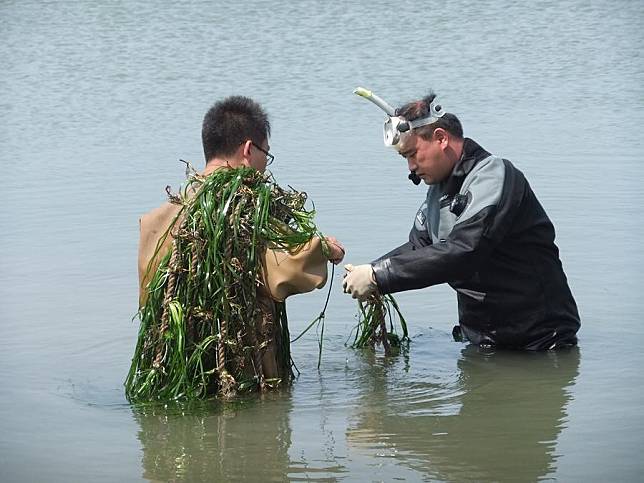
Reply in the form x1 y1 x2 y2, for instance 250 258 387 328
324 236 345 265
343 263 377 300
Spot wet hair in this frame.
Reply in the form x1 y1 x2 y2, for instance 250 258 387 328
396 91 463 140
201 96 271 163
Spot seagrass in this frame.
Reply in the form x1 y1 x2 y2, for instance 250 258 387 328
125 166 320 402
351 295 409 355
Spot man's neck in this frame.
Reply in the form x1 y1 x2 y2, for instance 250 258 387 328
203 158 243 176
450 138 465 164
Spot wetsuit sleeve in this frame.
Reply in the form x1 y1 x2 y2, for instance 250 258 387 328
371 158 524 294
372 199 433 262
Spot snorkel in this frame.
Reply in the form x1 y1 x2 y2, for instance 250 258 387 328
353 87 445 185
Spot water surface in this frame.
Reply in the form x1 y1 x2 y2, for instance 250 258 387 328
1 0 643 481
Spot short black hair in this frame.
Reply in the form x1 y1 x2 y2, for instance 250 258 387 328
201 96 271 163
397 91 463 140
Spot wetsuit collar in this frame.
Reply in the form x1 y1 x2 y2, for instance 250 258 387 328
443 138 491 196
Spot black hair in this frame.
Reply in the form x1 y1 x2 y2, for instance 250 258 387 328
397 91 463 140
201 96 271 163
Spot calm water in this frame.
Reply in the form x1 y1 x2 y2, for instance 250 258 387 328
1 1 643 481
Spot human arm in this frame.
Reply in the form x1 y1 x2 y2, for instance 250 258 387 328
263 237 328 301
343 198 433 300
323 236 345 265
263 234 346 301
372 158 524 294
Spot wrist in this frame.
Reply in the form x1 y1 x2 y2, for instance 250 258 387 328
370 260 389 294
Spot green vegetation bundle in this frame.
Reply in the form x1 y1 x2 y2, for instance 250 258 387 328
351 295 409 355
125 166 320 402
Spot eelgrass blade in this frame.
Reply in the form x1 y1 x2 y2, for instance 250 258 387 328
350 294 409 355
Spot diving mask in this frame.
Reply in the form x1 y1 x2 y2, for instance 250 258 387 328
354 87 445 151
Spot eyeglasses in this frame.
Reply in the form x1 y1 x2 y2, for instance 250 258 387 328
251 141 275 166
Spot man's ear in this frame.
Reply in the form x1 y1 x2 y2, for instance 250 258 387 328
433 128 449 147
241 140 253 160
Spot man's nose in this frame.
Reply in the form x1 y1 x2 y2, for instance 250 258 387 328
407 158 416 171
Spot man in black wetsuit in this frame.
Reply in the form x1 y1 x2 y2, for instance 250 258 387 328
343 91 580 350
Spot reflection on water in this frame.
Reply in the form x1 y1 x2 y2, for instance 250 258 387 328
134 338 581 482
132 395 293 482
347 345 580 481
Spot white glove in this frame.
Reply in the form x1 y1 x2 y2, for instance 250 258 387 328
343 263 377 300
